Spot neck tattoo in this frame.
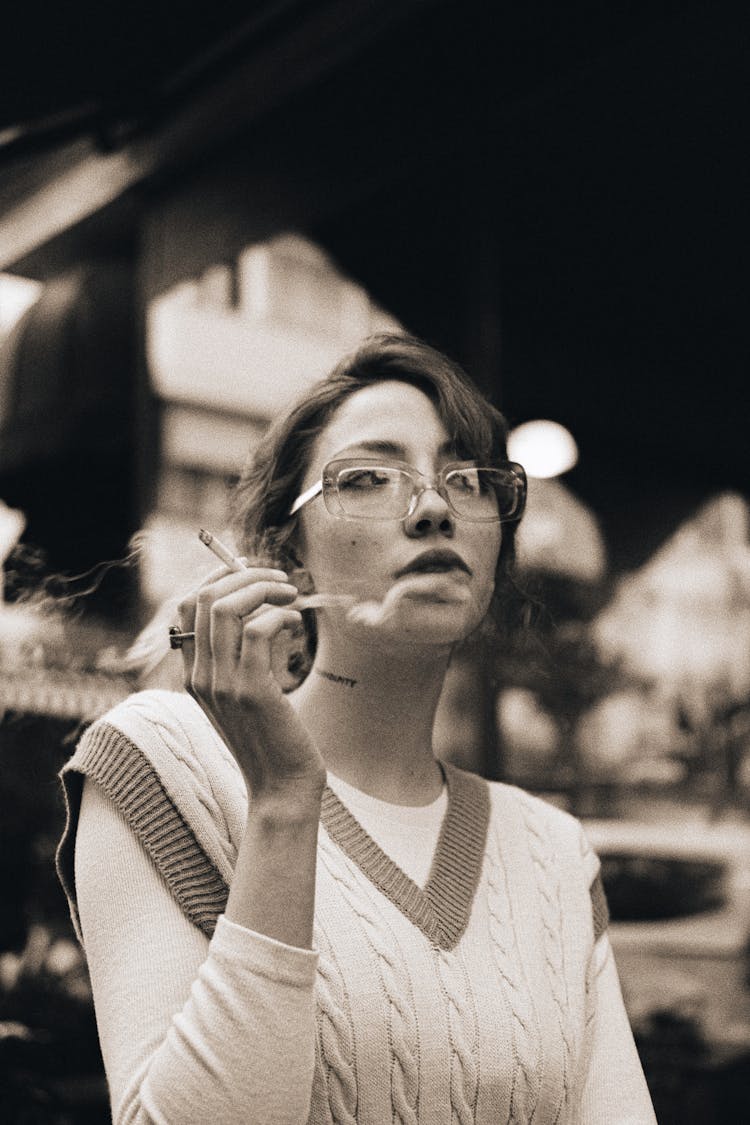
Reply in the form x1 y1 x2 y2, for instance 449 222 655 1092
316 669 358 689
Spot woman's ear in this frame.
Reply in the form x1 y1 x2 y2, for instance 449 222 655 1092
289 563 315 594
277 541 315 685
284 536 315 593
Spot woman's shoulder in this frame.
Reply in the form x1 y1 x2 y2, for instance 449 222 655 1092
79 688 239 784
89 686 213 745
485 778 598 878
68 689 247 869
58 690 242 942
485 776 575 826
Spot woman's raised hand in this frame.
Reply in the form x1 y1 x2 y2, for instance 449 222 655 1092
177 566 326 800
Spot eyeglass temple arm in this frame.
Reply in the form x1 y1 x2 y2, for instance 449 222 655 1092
289 479 323 516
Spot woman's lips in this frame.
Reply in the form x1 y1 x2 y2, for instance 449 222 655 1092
392 553 472 602
391 570 472 602
395 567 469 581
394 549 471 578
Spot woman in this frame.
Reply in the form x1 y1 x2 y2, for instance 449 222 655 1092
57 335 656 1123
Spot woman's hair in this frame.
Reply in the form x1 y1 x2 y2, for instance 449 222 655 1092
230 333 527 669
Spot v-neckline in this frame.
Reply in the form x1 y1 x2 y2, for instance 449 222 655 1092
320 761 490 951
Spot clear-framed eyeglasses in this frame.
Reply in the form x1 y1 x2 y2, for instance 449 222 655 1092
289 458 527 523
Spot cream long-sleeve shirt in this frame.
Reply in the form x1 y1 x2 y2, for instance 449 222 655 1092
58 689 657 1124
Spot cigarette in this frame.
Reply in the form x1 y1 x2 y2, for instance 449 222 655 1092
197 529 354 611
198 528 246 572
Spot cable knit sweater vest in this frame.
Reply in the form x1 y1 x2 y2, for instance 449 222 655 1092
57 689 611 1125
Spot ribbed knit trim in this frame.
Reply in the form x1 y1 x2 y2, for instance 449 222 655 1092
60 721 229 938
320 762 490 951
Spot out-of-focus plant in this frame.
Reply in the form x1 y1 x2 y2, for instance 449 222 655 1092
495 574 658 810
0 920 105 1123
0 923 92 1008
675 681 750 817
0 711 106 1121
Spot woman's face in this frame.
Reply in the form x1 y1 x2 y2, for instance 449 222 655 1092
294 380 502 649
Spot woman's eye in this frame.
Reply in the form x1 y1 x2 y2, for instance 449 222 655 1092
340 470 390 490
450 471 479 493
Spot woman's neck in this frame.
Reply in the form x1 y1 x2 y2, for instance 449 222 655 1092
289 638 450 805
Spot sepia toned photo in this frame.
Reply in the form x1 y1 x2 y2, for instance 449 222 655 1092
1 3 747 1122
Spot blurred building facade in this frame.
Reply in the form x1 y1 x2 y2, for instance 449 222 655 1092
141 231 402 606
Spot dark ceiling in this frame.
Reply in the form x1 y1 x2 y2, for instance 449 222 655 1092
301 0 749 563
2 0 748 568
2 2 286 133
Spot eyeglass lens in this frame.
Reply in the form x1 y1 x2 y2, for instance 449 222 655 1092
329 465 522 521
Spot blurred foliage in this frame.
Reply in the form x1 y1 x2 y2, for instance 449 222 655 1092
495 569 750 816
495 571 645 795
0 711 107 1122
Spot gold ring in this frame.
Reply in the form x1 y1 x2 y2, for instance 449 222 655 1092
168 626 196 650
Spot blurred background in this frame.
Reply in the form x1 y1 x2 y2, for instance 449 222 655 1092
1 1 749 1120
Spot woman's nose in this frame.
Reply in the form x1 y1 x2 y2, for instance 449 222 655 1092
402 485 455 537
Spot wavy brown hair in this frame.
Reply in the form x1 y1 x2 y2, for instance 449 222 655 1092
230 334 527 671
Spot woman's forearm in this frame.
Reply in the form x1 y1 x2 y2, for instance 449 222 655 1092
77 779 320 1125
225 782 324 948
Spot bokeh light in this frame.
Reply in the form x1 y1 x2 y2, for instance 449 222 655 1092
507 419 578 478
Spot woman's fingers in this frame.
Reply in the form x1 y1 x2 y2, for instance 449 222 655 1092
177 565 286 669
177 566 293 693
177 596 198 684
178 565 288 621
187 580 297 700
171 564 325 793
206 582 299 654
190 577 295 651
241 606 303 649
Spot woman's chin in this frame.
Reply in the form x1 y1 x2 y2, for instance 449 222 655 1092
399 615 473 647
350 595 478 648
336 573 491 648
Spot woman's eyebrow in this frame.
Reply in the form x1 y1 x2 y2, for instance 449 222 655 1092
335 439 456 458
339 439 407 457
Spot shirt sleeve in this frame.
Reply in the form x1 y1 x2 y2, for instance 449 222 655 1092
75 776 319 1125
576 821 657 1125
578 935 658 1123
